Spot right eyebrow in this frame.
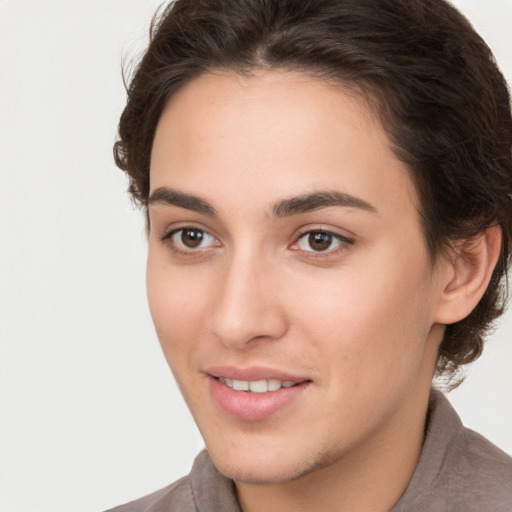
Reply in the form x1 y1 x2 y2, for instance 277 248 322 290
272 191 378 217
148 187 217 216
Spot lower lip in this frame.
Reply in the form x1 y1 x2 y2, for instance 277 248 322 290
209 377 310 421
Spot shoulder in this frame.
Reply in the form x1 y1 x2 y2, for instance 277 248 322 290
102 450 240 512
451 425 512 509
395 390 512 512
435 393 512 509
103 475 195 512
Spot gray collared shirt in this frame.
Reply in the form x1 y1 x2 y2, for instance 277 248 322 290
106 390 512 511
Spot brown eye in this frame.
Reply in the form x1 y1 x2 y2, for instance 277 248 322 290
297 230 345 253
181 228 205 248
308 232 332 251
166 227 217 251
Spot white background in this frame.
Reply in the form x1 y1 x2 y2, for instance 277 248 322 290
0 1 510 511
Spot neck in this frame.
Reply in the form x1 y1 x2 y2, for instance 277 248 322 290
236 383 432 512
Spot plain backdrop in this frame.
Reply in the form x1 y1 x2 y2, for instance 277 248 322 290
0 1 510 511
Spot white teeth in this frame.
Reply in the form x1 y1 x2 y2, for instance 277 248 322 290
248 380 268 393
232 379 249 391
267 379 281 391
218 377 299 392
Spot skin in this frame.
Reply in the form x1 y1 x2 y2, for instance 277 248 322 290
146 71 491 512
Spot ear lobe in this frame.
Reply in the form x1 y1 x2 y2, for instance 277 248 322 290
434 225 502 325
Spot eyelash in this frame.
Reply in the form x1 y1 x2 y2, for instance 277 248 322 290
160 226 220 255
292 230 354 257
160 226 354 258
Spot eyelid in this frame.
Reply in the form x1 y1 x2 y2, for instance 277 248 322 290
159 221 214 240
297 232 343 251
160 225 221 255
289 227 355 256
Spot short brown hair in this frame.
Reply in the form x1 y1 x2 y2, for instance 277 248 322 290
114 0 512 382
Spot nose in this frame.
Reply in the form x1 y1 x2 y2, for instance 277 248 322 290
207 251 289 349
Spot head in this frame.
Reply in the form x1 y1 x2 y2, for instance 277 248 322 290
115 0 512 382
114 0 512 485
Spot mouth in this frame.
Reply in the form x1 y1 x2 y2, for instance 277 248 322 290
206 367 311 421
217 377 300 393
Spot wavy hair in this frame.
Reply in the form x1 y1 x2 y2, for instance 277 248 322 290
114 0 512 384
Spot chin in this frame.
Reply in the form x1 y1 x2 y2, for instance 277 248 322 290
214 459 302 485
207 444 334 485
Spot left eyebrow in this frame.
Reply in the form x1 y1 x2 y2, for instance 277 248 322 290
148 187 217 216
272 191 378 217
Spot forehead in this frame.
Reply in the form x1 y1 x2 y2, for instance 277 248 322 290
150 70 417 220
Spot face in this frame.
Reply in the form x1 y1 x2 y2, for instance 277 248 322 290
147 71 448 484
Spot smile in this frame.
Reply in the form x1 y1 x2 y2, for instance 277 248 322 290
218 377 299 393
209 371 310 421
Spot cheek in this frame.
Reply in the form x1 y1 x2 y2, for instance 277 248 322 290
146 253 210 363
289 252 435 375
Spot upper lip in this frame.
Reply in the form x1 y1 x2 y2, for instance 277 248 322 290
206 365 310 382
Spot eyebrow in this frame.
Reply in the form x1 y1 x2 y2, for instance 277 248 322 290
272 191 378 217
148 187 378 218
148 187 217 216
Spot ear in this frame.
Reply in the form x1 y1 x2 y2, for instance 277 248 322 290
434 225 502 325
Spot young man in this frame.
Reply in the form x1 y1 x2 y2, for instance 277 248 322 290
108 0 512 510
